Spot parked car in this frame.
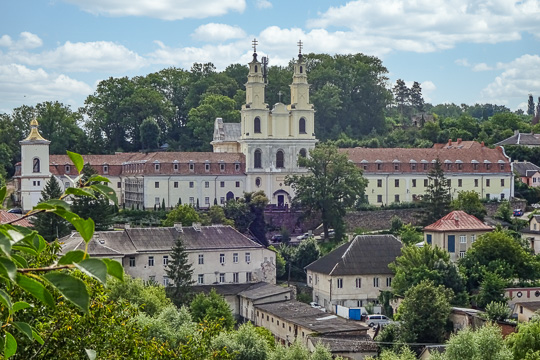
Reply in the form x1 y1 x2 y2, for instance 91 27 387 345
365 314 391 327
296 233 310 240
271 234 283 242
310 302 321 309
7 208 22 214
513 209 524 217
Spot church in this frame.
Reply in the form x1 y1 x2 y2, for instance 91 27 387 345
15 43 317 211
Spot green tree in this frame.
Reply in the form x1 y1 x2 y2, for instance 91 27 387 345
398 224 423 246
292 237 321 281
223 191 268 245
475 271 508 309
70 163 114 231
419 159 451 225
211 322 269 360
440 323 512 360
494 200 513 223
484 301 512 322
451 190 487 220
410 81 424 113
393 79 410 119
506 316 540 359
140 117 161 150
366 347 416 360
162 204 200 227
166 237 195 307
286 143 367 240
108 276 172 316
190 288 235 330
398 280 452 343
389 244 468 305
268 245 286 278
528 94 535 116
30 176 70 241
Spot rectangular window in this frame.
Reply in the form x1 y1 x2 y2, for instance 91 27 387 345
236 181 240 188
423 163 428 170
471 235 476 242
424 179 428 187
219 273 225 283
174 182 178 188
246 272 252 282
337 278 343 288
163 255 168 265
117 181 121 188
386 277 392 287
394 163 400 171
501 179 505 186
155 164 160 171
129 257 135 267
163 276 169 286
373 277 379 287
363 164 368 170
460 235 467 243
148 256 154 267
377 195 383 203
233 272 239 283
220 181 225 188
220 163 225 171
155 181 159 188
458 179 463 187
235 163 240 171
205 181 209 188
233 253 238 263
198 254 204 264
355 278 361 288
155 197 160 205
205 163 210 171
458 163 463 170
377 179 382 187
486 179 491 187
189 197 195 205
412 179 416 187
473 163 479 170
149 275 155 282
189 181 194 188
446 163 451 170
411 163 416 170
474 179 479 187
395 179 399 187
459 251 466 258
486 193 491 200
205 197 210 205
448 179 452 187
198 274 204 284
220 197 225 204
394 194 400 203
245 252 251 263
189 163 194 171
220 253 225 264
377 163 382 170
486 163 491 170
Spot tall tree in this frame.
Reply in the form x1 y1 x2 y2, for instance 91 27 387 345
286 143 368 240
31 176 70 241
410 81 424 113
528 94 536 116
140 117 161 150
419 159 451 225
190 288 235 330
71 164 114 231
223 191 268 245
166 237 194 307
450 190 487 220
393 79 410 119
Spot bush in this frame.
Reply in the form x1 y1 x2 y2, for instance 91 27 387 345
484 301 512 322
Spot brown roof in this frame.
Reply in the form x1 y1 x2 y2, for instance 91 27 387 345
305 235 403 276
515 301 540 311
424 210 493 232
0 210 32 227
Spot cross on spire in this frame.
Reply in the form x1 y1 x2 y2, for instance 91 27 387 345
252 38 258 53
278 90 283 102
297 40 303 54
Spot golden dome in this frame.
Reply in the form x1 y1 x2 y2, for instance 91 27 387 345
23 119 48 142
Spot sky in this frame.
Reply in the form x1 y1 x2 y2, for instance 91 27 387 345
1 0 539 115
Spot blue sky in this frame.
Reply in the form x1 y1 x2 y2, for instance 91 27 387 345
1 0 539 115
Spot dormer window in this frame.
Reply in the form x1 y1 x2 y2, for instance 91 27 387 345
189 163 194 171
254 117 261 133
65 165 70 174
173 163 178 171
154 163 160 171
235 162 240 171
394 163 400 171
205 162 210 172
103 165 108 174
220 163 225 172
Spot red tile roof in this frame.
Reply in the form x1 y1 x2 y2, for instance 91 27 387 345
0 210 32 227
424 210 493 232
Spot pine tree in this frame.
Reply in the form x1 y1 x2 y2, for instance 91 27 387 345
419 159 451 225
528 94 535 116
393 79 410 119
70 164 113 231
166 237 194 307
410 81 424 113
31 176 69 241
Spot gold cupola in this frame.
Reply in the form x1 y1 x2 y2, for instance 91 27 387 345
23 119 48 142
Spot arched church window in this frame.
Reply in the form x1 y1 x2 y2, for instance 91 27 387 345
299 118 306 134
254 149 262 169
255 65 258 73
254 117 261 133
33 158 40 173
276 150 285 169
300 66 303 73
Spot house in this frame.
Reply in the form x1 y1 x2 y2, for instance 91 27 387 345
305 235 403 312
253 300 372 355
513 301 540 322
512 161 540 187
60 224 276 286
496 130 540 147
343 139 513 206
423 210 493 261
0 210 32 227
505 287 540 308
307 335 378 360
521 215 540 254
418 345 446 360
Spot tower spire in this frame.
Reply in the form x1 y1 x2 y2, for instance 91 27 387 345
297 40 303 59
252 38 258 61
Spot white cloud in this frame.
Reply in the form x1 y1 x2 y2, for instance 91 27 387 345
0 35 12 47
421 80 436 103
192 23 246 42
63 0 246 20
0 64 92 109
455 58 470 67
472 63 493 71
3 41 147 72
306 0 540 53
0 32 42 50
480 54 540 109
255 0 272 9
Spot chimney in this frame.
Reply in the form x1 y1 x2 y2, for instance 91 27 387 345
174 223 183 232
125 223 130 230
481 141 485 147
457 138 462 144
193 222 202 231
448 139 452 146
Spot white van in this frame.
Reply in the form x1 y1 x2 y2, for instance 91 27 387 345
365 314 391 327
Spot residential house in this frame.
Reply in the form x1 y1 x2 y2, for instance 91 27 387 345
521 215 540 254
305 235 403 312
343 139 513 206
514 301 540 322
496 130 540 147
512 161 540 187
423 210 493 261
0 210 32 227
307 335 378 360
418 345 446 360
60 224 276 286
505 287 540 308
